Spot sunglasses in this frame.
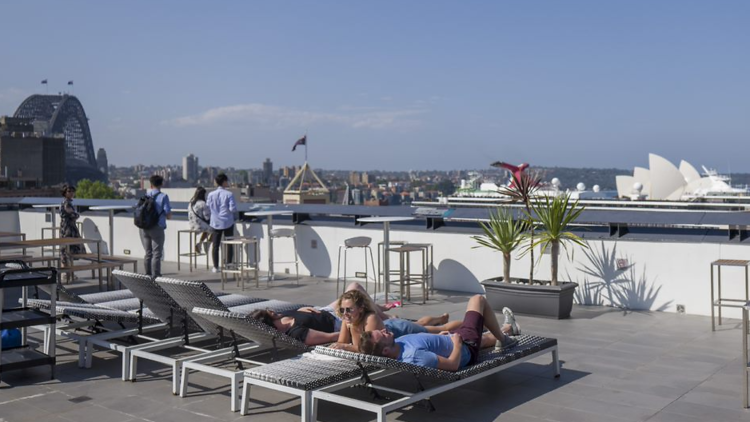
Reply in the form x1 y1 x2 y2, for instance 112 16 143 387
339 307 357 314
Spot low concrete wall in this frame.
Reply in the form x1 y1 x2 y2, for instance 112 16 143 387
14 209 747 318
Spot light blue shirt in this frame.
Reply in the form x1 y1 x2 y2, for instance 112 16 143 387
206 186 237 230
395 333 471 369
147 189 171 229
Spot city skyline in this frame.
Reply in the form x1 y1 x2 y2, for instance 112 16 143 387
0 1 748 171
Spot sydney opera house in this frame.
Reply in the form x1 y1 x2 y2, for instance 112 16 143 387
615 153 747 200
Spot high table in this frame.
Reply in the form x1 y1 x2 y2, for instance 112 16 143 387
90 205 134 256
357 216 416 304
244 210 293 281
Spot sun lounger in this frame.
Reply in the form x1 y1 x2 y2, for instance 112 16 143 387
193 307 376 418
108 271 270 392
308 335 560 422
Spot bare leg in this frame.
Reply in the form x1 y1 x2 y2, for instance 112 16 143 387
424 320 463 334
416 313 449 326
464 295 508 342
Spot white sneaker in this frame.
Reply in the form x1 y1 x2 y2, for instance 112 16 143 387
502 307 521 336
494 335 518 352
211 267 220 273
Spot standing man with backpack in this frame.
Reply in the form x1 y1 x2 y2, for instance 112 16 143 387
206 173 237 273
136 174 172 278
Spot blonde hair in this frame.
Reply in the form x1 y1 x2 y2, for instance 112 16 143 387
336 289 377 328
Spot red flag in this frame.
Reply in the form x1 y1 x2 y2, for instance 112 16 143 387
292 135 306 152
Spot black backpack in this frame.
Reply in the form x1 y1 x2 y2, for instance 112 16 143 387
134 192 162 229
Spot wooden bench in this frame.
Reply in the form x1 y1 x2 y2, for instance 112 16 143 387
72 253 138 273
0 254 61 267
61 261 135 291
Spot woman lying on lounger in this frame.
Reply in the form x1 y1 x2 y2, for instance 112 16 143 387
330 289 464 352
251 282 452 347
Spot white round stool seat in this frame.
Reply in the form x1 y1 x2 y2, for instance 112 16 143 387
345 236 372 248
270 228 295 238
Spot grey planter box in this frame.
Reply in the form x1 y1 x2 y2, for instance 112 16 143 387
481 277 578 319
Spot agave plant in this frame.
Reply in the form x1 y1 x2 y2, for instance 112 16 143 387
498 170 542 284
529 193 588 286
471 208 527 283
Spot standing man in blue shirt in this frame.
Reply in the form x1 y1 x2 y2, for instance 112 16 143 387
360 295 520 372
206 173 237 272
140 175 172 278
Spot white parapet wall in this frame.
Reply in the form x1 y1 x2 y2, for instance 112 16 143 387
13 208 747 318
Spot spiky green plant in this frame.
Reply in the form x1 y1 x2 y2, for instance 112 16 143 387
498 171 542 284
529 194 588 285
471 208 527 283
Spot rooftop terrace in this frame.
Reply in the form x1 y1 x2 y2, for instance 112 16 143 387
1 262 749 422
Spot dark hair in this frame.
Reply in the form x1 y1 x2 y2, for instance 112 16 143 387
60 184 76 196
149 174 164 187
250 309 276 329
215 173 228 186
360 331 386 356
190 186 207 206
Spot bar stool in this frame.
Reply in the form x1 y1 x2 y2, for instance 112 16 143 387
403 243 434 294
221 236 260 290
710 259 750 331
269 228 299 284
336 236 377 298
388 245 429 304
377 240 407 294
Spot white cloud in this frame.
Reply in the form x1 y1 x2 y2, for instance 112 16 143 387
162 103 427 130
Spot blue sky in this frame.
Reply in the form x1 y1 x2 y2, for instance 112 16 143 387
1 1 748 172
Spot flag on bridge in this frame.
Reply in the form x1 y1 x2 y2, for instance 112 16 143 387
67 80 74 86
41 79 48 84
292 135 307 152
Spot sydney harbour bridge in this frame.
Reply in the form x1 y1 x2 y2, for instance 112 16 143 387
13 94 106 184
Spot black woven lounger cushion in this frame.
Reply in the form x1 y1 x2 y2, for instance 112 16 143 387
78 289 135 304
114 270 201 331
227 300 310 315
243 353 368 391
192 307 310 351
156 277 267 333
314 335 557 381
56 304 161 325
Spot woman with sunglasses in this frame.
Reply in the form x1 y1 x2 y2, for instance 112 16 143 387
332 290 463 352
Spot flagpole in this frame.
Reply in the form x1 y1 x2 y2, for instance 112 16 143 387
304 131 308 163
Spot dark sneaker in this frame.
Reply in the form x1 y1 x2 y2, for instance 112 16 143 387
503 307 521 336
494 336 518 352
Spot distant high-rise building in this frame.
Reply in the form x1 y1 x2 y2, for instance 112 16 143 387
351 188 362 205
0 116 65 188
361 172 369 185
262 158 273 186
349 171 360 186
182 153 199 183
96 148 109 180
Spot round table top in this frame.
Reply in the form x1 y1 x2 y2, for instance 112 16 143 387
221 236 259 244
244 210 294 217
32 204 60 208
357 216 416 223
90 205 134 211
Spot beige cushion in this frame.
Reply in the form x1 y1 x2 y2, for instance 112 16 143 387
344 236 372 248
270 228 295 238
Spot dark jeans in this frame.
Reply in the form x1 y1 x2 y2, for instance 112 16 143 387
140 226 165 277
211 226 235 268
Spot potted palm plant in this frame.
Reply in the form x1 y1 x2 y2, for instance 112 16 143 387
477 169 588 318
471 208 527 283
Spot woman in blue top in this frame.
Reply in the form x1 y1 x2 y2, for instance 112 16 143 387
331 290 462 353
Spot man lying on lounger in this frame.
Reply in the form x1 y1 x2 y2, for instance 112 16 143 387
359 295 520 372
